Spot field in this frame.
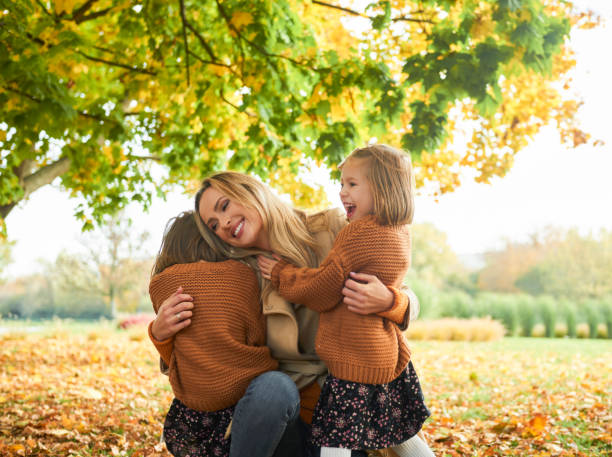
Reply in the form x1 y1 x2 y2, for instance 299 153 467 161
0 321 610 456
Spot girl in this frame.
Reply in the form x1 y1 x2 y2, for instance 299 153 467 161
149 211 279 457
151 171 420 457
258 145 432 457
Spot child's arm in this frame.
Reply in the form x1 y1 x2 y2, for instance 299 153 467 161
258 221 375 313
269 256 347 313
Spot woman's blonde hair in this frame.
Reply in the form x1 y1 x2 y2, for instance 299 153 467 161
194 171 319 296
151 211 226 277
340 144 414 226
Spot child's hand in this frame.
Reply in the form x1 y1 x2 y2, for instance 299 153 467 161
257 254 280 280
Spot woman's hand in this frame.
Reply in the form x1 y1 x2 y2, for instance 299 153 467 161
151 287 194 341
257 254 280 280
342 272 394 315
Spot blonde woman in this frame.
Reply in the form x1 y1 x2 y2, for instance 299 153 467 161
150 171 420 457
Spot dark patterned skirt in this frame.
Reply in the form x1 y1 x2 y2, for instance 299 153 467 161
163 398 233 457
309 361 430 450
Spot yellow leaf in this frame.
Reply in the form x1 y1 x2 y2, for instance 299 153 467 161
525 413 547 436
230 11 254 30
54 0 65 15
190 117 203 134
9 444 25 454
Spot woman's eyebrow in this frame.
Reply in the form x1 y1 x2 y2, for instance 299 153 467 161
213 197 223 212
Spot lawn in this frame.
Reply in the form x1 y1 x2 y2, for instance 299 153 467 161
0 320 610 456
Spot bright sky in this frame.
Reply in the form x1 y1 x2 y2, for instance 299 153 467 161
4 1 612 279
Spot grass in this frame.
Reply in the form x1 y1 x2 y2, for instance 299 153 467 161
0 321 610 456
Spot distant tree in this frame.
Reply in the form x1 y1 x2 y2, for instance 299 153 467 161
477 234 546 293
50 212 151 317
0 240 13 282
478 228 612 300
407 223 470 291
516 229 612 300
0 0 600 234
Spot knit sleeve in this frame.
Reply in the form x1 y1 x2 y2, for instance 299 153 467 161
377 286 410 330
147 321 174 368
270 221 369 312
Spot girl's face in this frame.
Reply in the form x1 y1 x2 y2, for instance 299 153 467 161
198 186 268 249
339 159 374 222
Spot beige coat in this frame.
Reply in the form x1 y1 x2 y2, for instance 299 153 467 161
263 208 348 389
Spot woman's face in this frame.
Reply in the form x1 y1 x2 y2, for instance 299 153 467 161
198 186 267 249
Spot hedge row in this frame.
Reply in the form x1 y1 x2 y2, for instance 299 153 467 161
415 287 612 339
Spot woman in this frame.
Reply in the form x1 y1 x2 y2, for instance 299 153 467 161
150 171 420 457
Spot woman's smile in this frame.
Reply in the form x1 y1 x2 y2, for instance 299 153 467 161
198 186 267 249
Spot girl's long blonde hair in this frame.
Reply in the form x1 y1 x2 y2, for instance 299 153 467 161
341 144 415 226
194 171 319 297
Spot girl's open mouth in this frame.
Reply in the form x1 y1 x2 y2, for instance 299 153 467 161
344 204 356 219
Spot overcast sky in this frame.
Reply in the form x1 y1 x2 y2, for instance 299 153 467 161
4 1 612 279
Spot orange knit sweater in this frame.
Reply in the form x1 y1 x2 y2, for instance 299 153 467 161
270 216 411 384
149 261 278 412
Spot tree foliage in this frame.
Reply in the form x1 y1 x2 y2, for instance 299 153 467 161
0 0 599 232
407 222 469 290
478 228 612 300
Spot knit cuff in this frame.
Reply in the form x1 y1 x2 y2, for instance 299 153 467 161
270 259 289 289
148 320 174 368
377 286 410 330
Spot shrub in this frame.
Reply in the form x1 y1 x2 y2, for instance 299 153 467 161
516 295 536 337
599 298 612 339
437 290 474 319
558 300 577 338
582 300 602 338
596 323 608 338
531 323 546 337
554 323 568 338
486 294 519 336
534 296 556 338
576 323 590 339
406 317 505 342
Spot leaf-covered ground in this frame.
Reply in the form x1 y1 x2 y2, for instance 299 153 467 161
0 322 610 456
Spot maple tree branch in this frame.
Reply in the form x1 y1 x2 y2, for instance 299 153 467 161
187 50 242 83
34 0 54 18
126 154 161 161
4 86 121 125
179 0 190 86
312 1 434 24
311 0 363 17
23 157 72 200
0 156 73 219
71 0 99 22
76 51 157 75
220 88 256 118
75 7 114 24
392 15 435 24
215 0 318 72
185 21 218 61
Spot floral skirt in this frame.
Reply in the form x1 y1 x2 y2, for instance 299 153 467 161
163 398 233 457
309 361 430 450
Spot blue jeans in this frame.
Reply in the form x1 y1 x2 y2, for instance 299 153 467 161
230 371 302 457
229 371 368 457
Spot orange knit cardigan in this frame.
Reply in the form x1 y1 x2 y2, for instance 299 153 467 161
149 260 278 411
270 216 411 384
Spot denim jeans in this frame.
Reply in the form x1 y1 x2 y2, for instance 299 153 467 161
229 371 368 457
229 371 302 457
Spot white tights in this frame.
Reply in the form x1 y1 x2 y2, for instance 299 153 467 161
320 435 434 457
